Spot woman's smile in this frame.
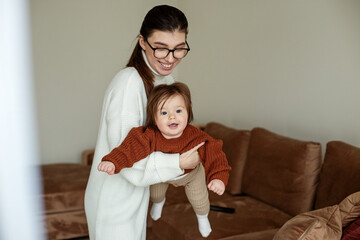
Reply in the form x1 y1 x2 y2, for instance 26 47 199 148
159 61 174 70
140 30 186 76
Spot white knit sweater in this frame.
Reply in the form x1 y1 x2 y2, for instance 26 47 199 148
85 55 183 240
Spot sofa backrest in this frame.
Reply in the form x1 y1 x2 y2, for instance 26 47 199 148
315 141 360 209
204 122 251 195
242 128 322 216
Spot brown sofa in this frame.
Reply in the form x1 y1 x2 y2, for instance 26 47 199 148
40 154 92 239
39 122 360 240
149 122 360 240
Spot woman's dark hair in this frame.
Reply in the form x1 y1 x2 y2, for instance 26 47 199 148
145 82 193 129
126 5 188 96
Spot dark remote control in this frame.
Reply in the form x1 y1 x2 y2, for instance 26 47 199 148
210 205 235 213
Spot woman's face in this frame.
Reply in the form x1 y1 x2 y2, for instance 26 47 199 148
139 30 187 76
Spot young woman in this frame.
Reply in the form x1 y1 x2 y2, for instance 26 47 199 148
84 5 202 240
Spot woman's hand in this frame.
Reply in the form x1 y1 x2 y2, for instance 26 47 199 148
97 161 115 175
179 142 204 170
208 179 225 195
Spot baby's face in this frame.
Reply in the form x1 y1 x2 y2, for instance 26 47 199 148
155 94 188 139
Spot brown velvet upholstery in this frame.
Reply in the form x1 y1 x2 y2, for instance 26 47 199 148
273 205 342 240
218 229 279 240
315 141 360 209
41 163 91 239
339 191 360 228
152 196 291 240
274 191 360 240
242 128 322 216
45 211 89 240
204 122 251 195
81 149 95 166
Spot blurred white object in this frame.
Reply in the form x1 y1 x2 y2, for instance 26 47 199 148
0 0 45 239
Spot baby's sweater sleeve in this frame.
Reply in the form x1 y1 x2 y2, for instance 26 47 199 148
102 127 155 174
203 138 231 185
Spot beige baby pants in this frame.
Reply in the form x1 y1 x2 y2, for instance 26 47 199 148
150 164 210 215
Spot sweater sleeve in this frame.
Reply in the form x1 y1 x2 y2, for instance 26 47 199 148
120 152 183 186
102 69 183 186
102 127 155 174
202 139 231 185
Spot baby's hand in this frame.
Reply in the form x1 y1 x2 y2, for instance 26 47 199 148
207 179 225 195
97 161 115 175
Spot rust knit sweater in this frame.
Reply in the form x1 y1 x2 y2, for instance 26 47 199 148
102 125 231 185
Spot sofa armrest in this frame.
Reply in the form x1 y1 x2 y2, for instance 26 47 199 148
81 149 95 166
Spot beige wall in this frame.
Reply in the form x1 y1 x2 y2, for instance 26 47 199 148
31 0 360 164
178 0 360 155
31 0 177 164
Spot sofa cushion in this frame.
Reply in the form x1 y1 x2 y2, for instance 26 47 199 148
341 218 360 240
339 191 360 227
147 186 235 229
41 164 91 213
204 122 250 195
152 196 292 240
217 229 279 240
40 163 91 239
45 210 89 240
242 128 322 216
273 205 342 240
315 141 360 209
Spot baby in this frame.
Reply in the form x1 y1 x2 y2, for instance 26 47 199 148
98 82 231 238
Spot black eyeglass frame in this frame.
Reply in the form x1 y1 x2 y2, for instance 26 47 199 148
145 39 190 59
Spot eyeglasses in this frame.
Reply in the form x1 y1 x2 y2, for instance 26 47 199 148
145 39 190 59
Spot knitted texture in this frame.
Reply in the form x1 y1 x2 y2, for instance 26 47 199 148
84 66 182 240
103 125 231 185
150 164 210 215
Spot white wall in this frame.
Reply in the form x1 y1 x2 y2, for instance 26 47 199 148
31 0 360 164
178 0 360 156
31 0 177 164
